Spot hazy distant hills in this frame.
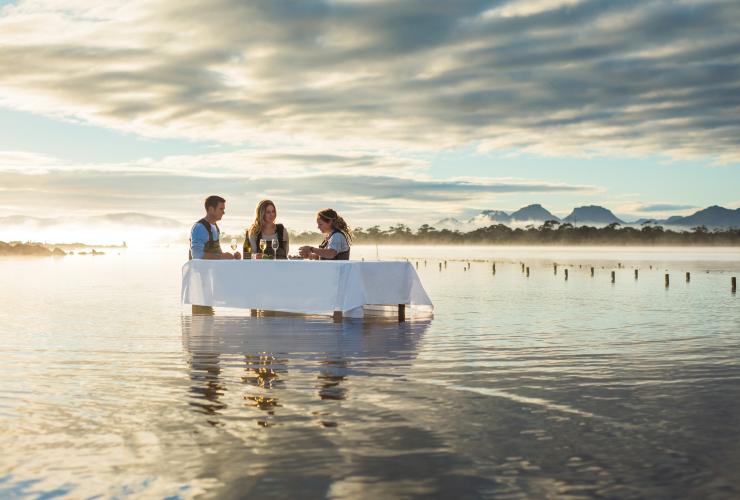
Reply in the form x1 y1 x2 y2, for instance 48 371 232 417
0 212 184 228
435 204 740 230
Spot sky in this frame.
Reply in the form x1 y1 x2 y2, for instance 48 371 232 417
1 0 739 239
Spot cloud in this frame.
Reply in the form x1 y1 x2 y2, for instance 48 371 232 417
0 167 598 229
0 0 739 161
614 200 700 219
635 203 697 212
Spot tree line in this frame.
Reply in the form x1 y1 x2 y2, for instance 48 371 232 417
289 222 740 246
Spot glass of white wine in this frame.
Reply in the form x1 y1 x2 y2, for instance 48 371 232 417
271 238 279 258
259 238 267 257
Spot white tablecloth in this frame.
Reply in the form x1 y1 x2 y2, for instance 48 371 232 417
181 260 433 317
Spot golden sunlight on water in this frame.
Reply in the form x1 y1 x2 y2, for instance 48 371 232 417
0 246 739 498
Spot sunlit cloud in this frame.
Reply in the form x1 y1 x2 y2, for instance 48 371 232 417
0 0 738 161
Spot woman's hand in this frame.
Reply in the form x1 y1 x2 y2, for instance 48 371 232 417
298 246 312 258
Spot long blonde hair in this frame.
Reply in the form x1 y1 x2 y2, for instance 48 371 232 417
317 208 353 243
249 199 276 238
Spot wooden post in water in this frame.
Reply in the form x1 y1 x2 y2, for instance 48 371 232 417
521 263 525 273
611 271 615 283
398 304 406 322
415 261 418 269
526 267 530 277
732 277 736 293
439 262 442 271
492 263 496 274
634 269 638 280
424 260 427 267
591 267 595 277
686 272 690 283
665 274 670 288
553 263 557 275
444 260 447 269
564 269 569 281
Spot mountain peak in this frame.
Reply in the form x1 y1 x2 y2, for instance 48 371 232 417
563 205 624 225
510 204 559 222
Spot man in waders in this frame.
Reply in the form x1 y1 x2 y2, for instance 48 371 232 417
189 195 240 314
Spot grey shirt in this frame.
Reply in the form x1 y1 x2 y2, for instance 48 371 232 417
325 232 349 253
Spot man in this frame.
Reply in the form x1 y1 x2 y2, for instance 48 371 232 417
190 195 241 260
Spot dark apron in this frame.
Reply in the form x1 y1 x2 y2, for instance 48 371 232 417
319 230 350 260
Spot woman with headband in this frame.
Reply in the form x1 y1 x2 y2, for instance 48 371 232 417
298 208 352 260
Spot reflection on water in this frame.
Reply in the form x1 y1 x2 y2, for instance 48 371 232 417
182 315 427 433
1 248 740 498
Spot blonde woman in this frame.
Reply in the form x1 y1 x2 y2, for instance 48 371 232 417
246 199 289 259
299 208 352 260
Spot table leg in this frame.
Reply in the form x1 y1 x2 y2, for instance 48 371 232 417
192 305 214 315
398 304 406 322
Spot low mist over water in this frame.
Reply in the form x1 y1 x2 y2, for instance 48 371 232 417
1 246 739 498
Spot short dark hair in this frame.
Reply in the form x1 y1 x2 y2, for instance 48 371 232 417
204 195 225 210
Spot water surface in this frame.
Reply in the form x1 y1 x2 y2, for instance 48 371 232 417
1 246 739 498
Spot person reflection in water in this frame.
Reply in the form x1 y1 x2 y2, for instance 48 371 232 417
317 357 349 402
188 350 226 426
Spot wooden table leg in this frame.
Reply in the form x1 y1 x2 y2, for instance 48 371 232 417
398 304 406 322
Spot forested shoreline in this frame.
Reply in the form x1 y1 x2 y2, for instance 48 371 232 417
290 223 740 246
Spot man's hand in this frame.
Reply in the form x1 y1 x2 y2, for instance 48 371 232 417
233 251 241 260
298 246 312 258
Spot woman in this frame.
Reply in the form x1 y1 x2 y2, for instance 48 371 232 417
246 199 289 259
299 208 352 260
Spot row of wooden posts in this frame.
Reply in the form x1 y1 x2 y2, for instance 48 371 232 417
410 259 737 292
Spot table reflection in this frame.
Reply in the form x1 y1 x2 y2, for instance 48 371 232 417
181 315 430 428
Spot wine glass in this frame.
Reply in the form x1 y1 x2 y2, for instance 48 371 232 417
230 238 237 253
259 238 267 257
271 238 279 258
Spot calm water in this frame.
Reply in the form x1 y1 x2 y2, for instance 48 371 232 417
1 246 739 499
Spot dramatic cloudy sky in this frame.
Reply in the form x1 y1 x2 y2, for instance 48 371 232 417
1 0 739 235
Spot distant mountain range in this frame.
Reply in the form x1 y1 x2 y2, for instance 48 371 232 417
435 204 740 230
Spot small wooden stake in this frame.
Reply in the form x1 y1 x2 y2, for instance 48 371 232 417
553 263 557 275
665 274 670 288
492 263 496 274
564 269 568 280
732 277 736 293
526 266 530 277
521 263 525 273
611 271 615 283
634 269 638 280
398 304 406 322
591 267 595 277
686 272 690 283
